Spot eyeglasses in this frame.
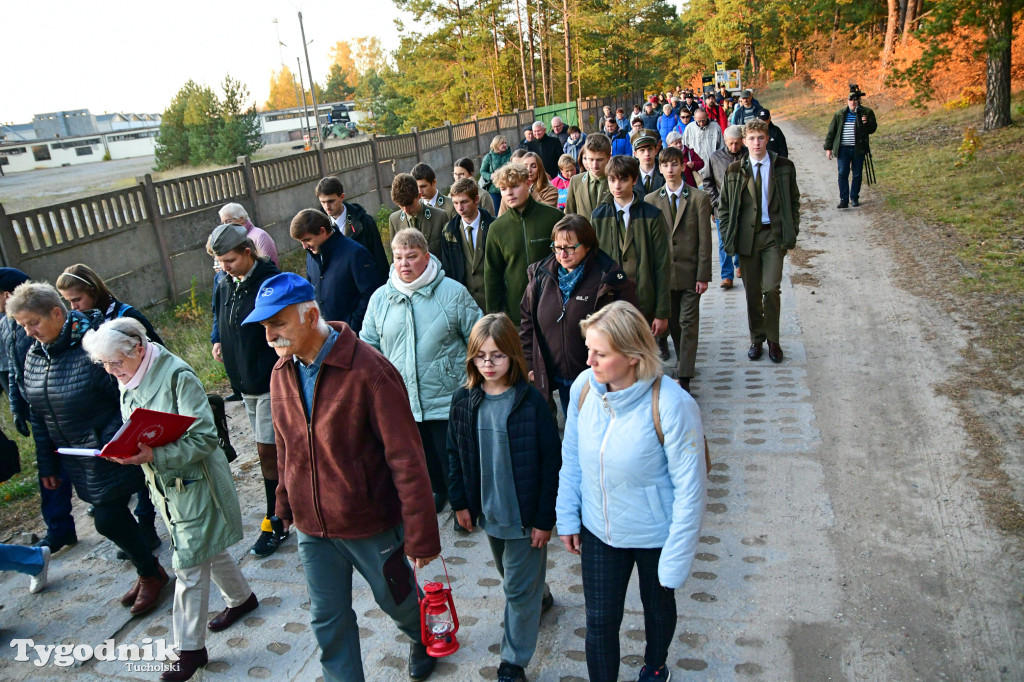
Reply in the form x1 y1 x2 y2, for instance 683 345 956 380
99 358 126 369
551 242 582 255
473 353 508 366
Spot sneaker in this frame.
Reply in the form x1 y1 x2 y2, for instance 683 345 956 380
638 664 672 681
29 546 51 594
250 516 289 557
497 661 526 682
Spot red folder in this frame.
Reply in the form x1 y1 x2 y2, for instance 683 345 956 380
57 408 196 459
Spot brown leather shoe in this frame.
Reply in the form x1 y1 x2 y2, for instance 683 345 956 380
120 578 142 607
720 278 733 289
131 564 169 615
208 592 259 632
748 342 763 361
160 647 208 681
767 341 784 363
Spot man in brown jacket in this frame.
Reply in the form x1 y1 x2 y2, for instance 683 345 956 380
243 272 442 682
645 146 712 392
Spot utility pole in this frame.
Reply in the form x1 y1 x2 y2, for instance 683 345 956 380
298 11 322 149
297 57 313 148
274 18 303 131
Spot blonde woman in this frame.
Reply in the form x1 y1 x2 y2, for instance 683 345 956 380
555 300 706 682
481 134 512 209
499 151 559 215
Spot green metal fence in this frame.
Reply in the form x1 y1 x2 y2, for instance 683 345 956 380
532 102 579 127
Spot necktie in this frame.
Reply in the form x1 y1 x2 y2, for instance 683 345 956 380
465 224 474 249
670 193 678 223
644 175 652 193
616 209 625 239
410 215 419 230
754 163 763 226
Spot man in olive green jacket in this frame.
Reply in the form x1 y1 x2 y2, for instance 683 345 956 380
590 156 671 333
388 173 448 257
720 119 800 364
485 163 563 326
645 145 712 390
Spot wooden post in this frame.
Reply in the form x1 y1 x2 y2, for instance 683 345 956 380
236 155 263 228
369 135 386 208
137 174 179 304
412 127 422 160
0 203 18 268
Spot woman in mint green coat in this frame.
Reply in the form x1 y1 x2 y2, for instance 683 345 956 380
360 227 482 514
84 317 256 682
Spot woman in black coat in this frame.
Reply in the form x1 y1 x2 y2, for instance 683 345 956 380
9 282 168 615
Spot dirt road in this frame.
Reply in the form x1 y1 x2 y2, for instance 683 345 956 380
0 120 1021 680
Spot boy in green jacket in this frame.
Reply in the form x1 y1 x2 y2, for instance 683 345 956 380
590 156 671 339
564 133 612 218
484 163 563 326
389 173 448 257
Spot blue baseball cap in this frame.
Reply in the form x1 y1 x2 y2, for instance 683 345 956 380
242 272 316 325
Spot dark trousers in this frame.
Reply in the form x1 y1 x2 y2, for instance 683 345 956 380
553 377 574 416
580 526 676 682
668 288 701 379
489 191 502 212
739 228 785 344
40 474 76 540
92 494 160 577
837 146 864 203
417 420 450 499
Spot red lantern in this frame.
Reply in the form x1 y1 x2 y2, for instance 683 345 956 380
416 557 460 657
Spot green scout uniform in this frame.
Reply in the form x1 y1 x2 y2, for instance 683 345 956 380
389 203 449 258
564 171 610 218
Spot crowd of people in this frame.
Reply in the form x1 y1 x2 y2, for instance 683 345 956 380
0 82 887 682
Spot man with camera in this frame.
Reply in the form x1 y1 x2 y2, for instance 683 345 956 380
824 85 877 208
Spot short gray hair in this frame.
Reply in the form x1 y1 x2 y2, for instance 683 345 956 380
83 317 147 363
219 202 248 221
550 116 563 126
391 227 428 253
6 282 65 319
296 300 330 336
724 124 745 140
532 121 545 130
666 131 683 145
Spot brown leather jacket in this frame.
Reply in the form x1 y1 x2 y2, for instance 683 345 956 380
270 322 441 559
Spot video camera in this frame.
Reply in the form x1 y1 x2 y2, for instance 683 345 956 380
849 83 867 99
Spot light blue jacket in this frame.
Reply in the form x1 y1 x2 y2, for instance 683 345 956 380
360 255 482 422
556 369 706 589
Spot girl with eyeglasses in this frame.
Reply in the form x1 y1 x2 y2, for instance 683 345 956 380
446 313 562 682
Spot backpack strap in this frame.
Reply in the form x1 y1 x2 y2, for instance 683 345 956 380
577 381 591 410
651 377 664 446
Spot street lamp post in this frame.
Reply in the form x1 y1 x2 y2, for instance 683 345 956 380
297 11 322 149
296 57 313 148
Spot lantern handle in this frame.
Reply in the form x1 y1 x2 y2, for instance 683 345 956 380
413 556 452 591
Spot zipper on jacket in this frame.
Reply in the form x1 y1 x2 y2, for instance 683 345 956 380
597 396 615 539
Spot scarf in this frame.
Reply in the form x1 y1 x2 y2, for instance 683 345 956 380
557 263 587 304
123 341 160 390
390 257 438 298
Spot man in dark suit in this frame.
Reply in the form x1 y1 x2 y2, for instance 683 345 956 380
314 177 390 282
719 119 801 364
527 120 564 180
644 146 712 391
439 178 493 311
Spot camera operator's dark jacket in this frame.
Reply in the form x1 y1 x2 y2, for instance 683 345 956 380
825 104 877 156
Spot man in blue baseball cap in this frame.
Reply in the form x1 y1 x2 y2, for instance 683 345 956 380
243 272 442 682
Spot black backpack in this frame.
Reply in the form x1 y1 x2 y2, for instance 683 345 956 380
170 368 238 464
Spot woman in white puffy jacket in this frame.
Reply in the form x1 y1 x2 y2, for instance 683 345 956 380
556 300 706 682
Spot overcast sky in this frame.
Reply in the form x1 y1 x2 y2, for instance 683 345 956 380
1 0 409 124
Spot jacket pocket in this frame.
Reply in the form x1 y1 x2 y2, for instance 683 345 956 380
162 473 213 525
644 485 669 526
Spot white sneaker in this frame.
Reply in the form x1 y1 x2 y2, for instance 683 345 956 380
29 546 50 594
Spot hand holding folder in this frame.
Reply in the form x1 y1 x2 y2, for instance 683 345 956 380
58 408 196 459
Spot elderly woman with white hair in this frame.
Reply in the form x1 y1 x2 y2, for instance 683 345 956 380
83 317 257 682
8 282 165 612
360 227 482 515
217 202 278 266
556 300 706 682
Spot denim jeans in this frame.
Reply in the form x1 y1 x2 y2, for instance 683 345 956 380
0 542 45 576
39 474 75 540
297 526 421 682
837 146 864 203
489 192 502 213
553 377 575 416
715 217 740 280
